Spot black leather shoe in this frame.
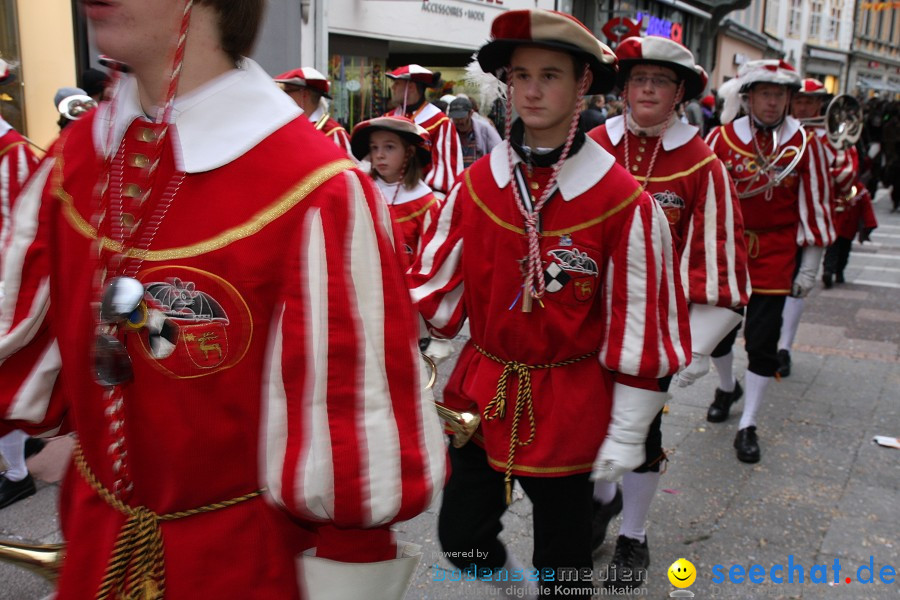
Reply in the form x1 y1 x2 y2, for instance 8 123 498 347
706 381 743 423
24 437 46 459
835 271 845 284
591 488 623 552
776 349 792 378
822 272 833 289
734 426 761 463
605 535 650 591
0 474 36 509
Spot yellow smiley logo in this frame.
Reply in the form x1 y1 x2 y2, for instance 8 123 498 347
668 558 696 588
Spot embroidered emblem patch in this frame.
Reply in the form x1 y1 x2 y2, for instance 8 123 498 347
136 266 252 379
653 190 685 225
544 247 600 302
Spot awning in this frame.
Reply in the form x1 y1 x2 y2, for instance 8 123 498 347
857 76 893 91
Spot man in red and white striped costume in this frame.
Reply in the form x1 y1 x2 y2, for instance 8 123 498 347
587 36 749 590
706 60 833 463
0 58 42 511
409 10 689 598
776 78 856 376
384 64 463 196
274 66 353 156
0 1 444 598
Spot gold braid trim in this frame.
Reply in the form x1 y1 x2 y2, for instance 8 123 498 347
73 444 264 599
473 344 599 504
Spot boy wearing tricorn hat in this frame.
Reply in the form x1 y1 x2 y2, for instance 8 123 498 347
706 60 833 464
274 66 353 156
409 9 690 597
588 35 749 591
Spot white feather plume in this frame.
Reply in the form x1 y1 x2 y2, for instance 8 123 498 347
464 51 506 114
718 77 744 125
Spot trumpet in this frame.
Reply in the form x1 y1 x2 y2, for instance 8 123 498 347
0 540 65 582
421 353 480 448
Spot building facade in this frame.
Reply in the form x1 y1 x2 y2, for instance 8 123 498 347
760 0 855 94
848 2 900 97
710 0 782 90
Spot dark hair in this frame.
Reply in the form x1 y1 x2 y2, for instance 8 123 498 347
198 0 265 63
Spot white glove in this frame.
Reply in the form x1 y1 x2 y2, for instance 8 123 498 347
592 383 668 482
299 542 422 600
673 352 710 388
672 304 743 388
791 246 825 298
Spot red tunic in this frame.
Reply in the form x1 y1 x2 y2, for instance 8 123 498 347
386 102 463 195
706 116 833 294
0 61 445 598
590 116 749 309
833 186 878 240
409 138 690 475
374 178 439 260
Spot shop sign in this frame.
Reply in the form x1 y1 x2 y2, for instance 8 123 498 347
421 0 487 20
636 12 683 44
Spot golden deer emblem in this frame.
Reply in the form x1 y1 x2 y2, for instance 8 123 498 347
197 332 222 360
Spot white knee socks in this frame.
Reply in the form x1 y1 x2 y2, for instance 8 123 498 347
779 297 804 351
739 371 771 430
618 471 660 543
712 351 736 392
0 430 29 482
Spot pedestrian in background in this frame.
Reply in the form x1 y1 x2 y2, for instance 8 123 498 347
449 96 501 168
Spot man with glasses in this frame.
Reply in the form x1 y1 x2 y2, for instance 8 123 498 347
0 1 444 597
706 60 832 464
587 36 749 591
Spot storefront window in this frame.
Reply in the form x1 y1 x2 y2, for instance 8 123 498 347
329 54 387 131
0 0 25 133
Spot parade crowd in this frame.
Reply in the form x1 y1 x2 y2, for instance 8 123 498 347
0 1 896 599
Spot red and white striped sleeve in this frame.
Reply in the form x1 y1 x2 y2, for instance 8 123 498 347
423 119 463 196
407 180 466 339
0 133 40 255
796 133 835 247
0 158 66 433
830 145 858 198
600 193 691 384
679 157 751 309
262 169 446 539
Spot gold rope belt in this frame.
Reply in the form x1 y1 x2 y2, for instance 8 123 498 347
473 344 599 504
744 225 793 259
73 443 264 599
